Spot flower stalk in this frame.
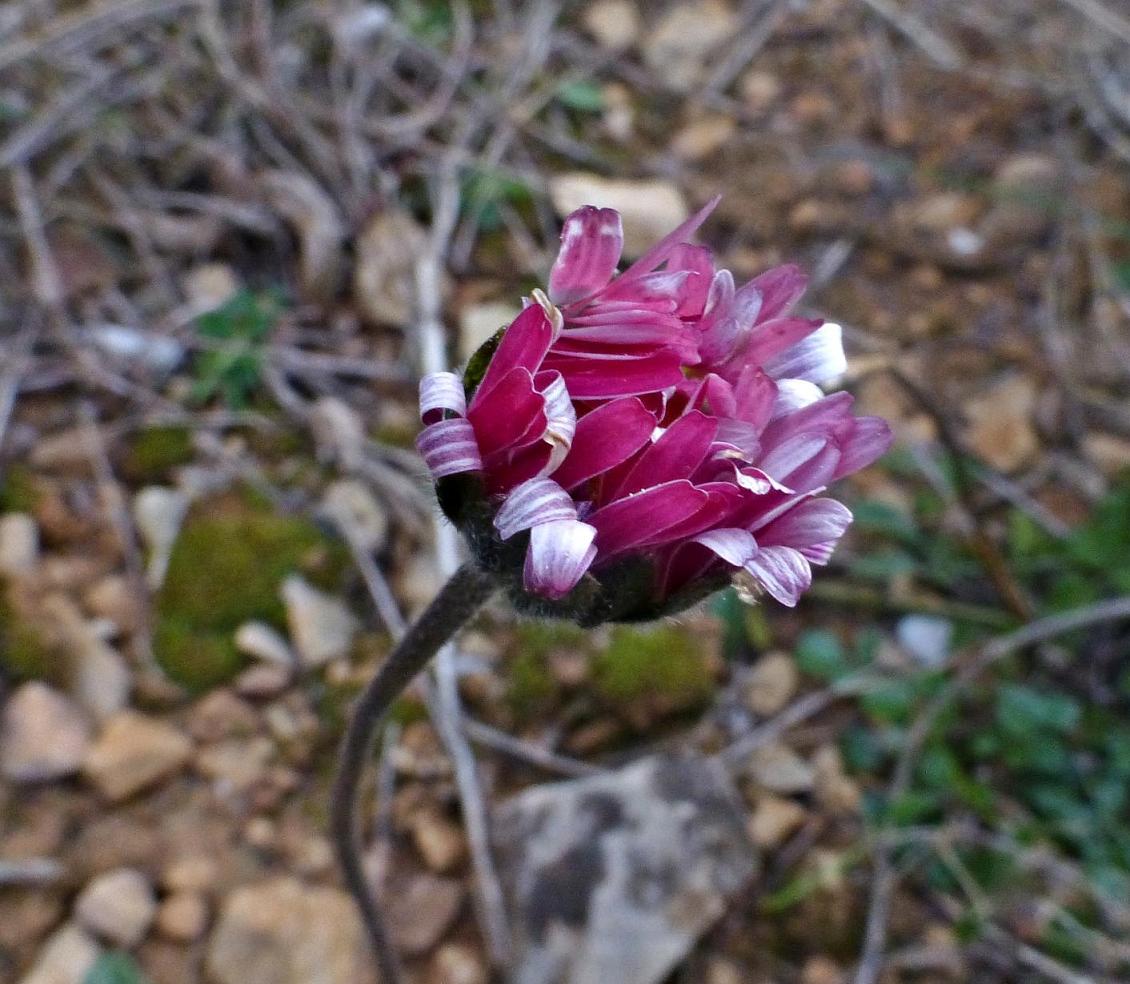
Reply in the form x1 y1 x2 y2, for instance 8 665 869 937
330 562 497 984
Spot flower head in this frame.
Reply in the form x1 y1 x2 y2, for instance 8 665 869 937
416 200 892 624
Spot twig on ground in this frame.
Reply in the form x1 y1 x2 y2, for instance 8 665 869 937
857 0 965 71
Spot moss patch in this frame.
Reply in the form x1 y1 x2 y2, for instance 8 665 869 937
153 489 348 691
504 621 589 719
0 585 54 681
592 624 715 714
120 426 194 482
0 465 40 513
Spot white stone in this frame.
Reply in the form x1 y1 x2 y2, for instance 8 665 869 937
74 868 157 948
133 486 188 589
281 576 359 669
896 615 953 669
82 711 193 802
235 620 296 667
643 1 737 92
549 173 689 258
17 924 100 984
353 209 427 327
748 744 816 793
583 0 640 50
0 512 39 575
320 479 388 552
1 682 92 783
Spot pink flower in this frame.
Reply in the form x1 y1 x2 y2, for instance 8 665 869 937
416 201 892 623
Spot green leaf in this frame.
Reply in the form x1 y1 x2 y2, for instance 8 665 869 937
555 80 605 113
84 953 150 984
795 629 847 681
995 683 1081 736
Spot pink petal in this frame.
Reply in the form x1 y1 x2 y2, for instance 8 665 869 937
758 497 852 551
764 322 846 384
693 527 759 566
524 519 598 599
542 350 686 398
548 207 624 306
589 480 708 555
551 397 656 491
614 410 718 497
666 243 715 316
486 442 553 495
472 305 554 407
536 370 576 473
751 264 808 321
468 367 546 458
416 418 482 478
419 371 466 424
744 545 812 607
800 540 838 565
833 417 893 478
770 379 824 421
494 477 577 540
617 194 721 284
729 316 824 375
759 391 854 449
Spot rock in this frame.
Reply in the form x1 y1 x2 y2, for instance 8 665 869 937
1083 432 1130 477
582 1 640 51
964 375 1038 472
17 924 100 984
744 653 799 717
36 594 131 721
411 811 468 874
281 576 359 669
309 397 366 470
811 746 861 815
195 737 275 794
82 711 193 802
672 115 736 162
983 154 1062 247
155 892 209 942
901 192 982 232
740 70 781 112
84 324 183 374
235 663 292 699
161 856 219 895
29 428 92 472
427 943 487 984
642 1 737 92
549 174 689 258
493 754 756 984
1 682 91 783
385 873 465 956
748 744 815 793
234 621 296 668
183 263 239 313
896 615 952 668
82 576 142 636
74 868 157 948
207 878 366 984
187 690 260 743
320 480 388 553
353 209 427 327
801 956 844 984
748 794 807 849
133 486 188 590
260 169 344 302
458 301 520 363
0 512 39 575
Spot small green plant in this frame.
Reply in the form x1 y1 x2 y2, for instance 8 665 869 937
191 290 281 408
83 952 151 984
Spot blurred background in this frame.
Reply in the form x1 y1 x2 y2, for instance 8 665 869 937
1 1 1129 983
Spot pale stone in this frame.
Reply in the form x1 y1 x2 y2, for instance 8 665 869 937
74 868 156 948
748 744 815 793
82 711 193 802
354 209 427 327
744 652 799 717
385 873 465 956
965 375 1039 472
458 301 520 363
17 924 99 984
748 794 807 849
582 0 640 50
235 621 296 667
1 683 91 783
672 115 736 161
549 173 689 258
1084 432 1130 477
427 943 487 984
643 1 737 92
133 486 188 590
411 812 468 874
183 263 239 313
207 878 366 984
321 479 388 552
281 575 359 669
161 856 219 894
155 892 209 942
0 512 38 575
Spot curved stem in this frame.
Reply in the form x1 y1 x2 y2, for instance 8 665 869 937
331 562 497 983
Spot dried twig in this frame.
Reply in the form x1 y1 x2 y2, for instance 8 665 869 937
857 0 965 71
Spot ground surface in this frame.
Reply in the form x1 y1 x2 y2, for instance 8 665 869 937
1 2 1130 983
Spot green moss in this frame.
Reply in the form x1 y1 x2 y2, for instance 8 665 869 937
153 490 348 690
592 624 714 708
0 465 39 513
120 426 194 482
506 648 558 718
512 621 589 659
0 588 54 681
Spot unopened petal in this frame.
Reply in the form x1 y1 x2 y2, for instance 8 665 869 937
415 418 482 478
744 545 812 607
419 371 466 424
494 477 576 540
692 527 759 567
764 322 846 384
537 370 577 474
548 206 623 305
524 519 598 599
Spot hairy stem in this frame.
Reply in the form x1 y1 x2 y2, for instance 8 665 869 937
331 562 497 983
